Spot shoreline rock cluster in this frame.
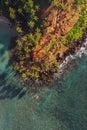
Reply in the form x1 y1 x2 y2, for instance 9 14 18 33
0 16 87 93
57 28 87 65
22 29 87 93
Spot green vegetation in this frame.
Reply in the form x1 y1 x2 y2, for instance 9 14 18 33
0 0 87 83
65 7 87 45
0 0 40 32
75 0 87 7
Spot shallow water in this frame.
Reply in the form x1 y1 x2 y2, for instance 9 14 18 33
0 24 87 130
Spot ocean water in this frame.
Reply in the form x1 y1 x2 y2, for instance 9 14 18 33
0 25 87 130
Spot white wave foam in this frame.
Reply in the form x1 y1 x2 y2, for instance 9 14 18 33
54 40 87 78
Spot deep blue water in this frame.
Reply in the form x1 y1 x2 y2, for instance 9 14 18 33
0 24 87 130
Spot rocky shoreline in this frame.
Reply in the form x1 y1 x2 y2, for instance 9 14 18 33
2 16 86 93
19 28 87 93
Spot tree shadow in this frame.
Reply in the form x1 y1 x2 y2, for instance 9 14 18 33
0 19 27 100
0 74 28 100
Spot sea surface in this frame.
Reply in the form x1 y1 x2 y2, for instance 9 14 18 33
0 24 87 130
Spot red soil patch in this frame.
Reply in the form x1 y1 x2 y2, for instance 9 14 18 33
32 1 82 70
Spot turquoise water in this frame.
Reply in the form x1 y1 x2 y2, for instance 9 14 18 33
0 25 87 130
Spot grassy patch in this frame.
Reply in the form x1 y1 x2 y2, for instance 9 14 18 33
64 7 87 45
